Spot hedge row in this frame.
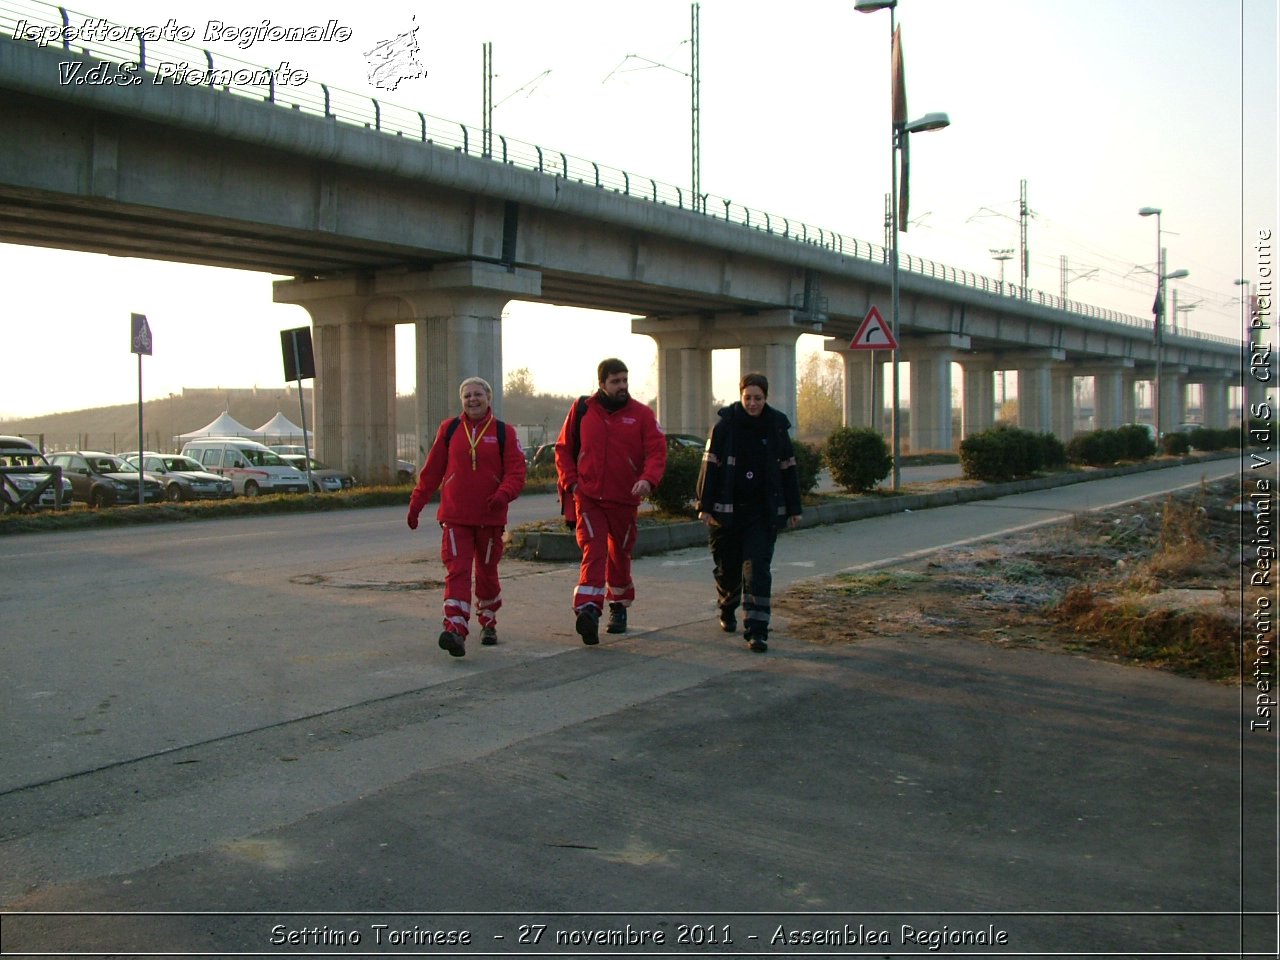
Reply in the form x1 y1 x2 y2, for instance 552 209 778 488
959 426 1067 482
1065 424 1157 466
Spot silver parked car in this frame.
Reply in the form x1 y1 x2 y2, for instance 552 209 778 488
280 454 357 493
122 452 235 502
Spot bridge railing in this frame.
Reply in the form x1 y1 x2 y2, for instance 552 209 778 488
0 1 1238 348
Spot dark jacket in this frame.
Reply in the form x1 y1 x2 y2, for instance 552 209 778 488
695 402 802 529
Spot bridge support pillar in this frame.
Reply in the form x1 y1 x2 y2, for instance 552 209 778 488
959 356 996 439
1009 349 1065 435
378 264 541 458
1195 374 1233 429
825 341 884 432
1051 368 1076 439
1122 370 1138 424
902 335 969 452
1159 366 1189 434
1081 361 1136 430
274 275 397 484
634 310 806 437
275 263 541 483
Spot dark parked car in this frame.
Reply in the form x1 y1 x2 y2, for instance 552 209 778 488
46 451 164 507
122 452 235 502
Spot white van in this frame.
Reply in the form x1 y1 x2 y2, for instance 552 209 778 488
179 437 308 496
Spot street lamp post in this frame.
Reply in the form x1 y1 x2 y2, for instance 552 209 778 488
1137 206 1189 440
990 248 1014 293
857 0 949 490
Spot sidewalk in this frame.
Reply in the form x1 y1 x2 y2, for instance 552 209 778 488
0 456 1271 957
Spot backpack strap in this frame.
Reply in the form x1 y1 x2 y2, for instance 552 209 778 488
571 395 589 459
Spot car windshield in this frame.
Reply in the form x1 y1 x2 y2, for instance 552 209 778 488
167 457 204 471
93 456 128 472
0 452 48 468
241 449 284 467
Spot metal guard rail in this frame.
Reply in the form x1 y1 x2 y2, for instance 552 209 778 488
0 0 1238 348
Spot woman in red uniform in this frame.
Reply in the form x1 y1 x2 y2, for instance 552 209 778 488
407 377 526 657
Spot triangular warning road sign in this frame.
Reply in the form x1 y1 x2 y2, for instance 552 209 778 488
849 305 897 350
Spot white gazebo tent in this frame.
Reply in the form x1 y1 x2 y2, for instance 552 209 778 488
254 412 311 444
174 411 258 442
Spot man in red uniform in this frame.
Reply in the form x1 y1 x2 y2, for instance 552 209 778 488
555 358 667 644
407 377 526 657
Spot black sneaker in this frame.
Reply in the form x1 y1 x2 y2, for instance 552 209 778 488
481 626 498 646
747 636 768 653
438 630 466 657
575 608 600 645
606 603 627 634
719 610 737 633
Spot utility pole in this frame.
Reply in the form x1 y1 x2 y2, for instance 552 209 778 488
691 2 700 212
1019 178 1029 297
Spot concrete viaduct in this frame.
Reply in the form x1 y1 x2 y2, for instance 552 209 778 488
0 24 1243 481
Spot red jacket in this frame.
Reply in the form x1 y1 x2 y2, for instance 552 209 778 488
554 394 667 508
409 413 526 527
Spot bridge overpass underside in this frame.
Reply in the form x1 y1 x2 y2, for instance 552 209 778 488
0 37 1243 478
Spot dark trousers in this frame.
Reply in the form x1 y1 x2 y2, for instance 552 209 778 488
709 513 778 636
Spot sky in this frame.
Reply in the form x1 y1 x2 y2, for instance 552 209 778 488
0 0 1275 419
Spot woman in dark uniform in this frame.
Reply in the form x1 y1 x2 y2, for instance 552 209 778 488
695 373 803 652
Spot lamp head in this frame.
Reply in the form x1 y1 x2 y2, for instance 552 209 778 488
905 112 950 133
1164 268 1190 280
1138 207 1161 217
855 0 897 11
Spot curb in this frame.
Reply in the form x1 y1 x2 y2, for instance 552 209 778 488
511 452 1237 562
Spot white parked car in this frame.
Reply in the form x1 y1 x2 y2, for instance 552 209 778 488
179 438 308 496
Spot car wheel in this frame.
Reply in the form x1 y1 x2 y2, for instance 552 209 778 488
167 484 184 502
397 470 413 483
89 489 107 509
243 480 260 497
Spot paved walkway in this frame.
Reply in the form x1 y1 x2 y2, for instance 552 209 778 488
0 457 1272 958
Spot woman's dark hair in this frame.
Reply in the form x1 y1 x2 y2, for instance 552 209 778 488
598 357 628 384
739 372 769 397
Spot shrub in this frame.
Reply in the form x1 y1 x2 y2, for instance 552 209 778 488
1038 432 1068 469
1162 432 1191 455
1067 427 1164 466
1115 424 1157 460
958 432 1004 481
960 425 1047 482
792 441 823 495
1068 431 1117 466
823 427 892 493
648 445 701 516
1187 427 1236 451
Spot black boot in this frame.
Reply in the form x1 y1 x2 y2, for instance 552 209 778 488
606 602 628 634
575 607 600 645
743 621 768 653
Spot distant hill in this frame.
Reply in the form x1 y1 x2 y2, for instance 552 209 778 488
0 386 579 457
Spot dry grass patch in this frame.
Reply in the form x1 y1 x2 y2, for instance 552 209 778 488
776 478 1242 682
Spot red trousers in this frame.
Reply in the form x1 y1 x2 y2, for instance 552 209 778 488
573 495 638 614
440 523 504 636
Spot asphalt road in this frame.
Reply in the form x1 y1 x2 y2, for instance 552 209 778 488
0 455 1271 958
